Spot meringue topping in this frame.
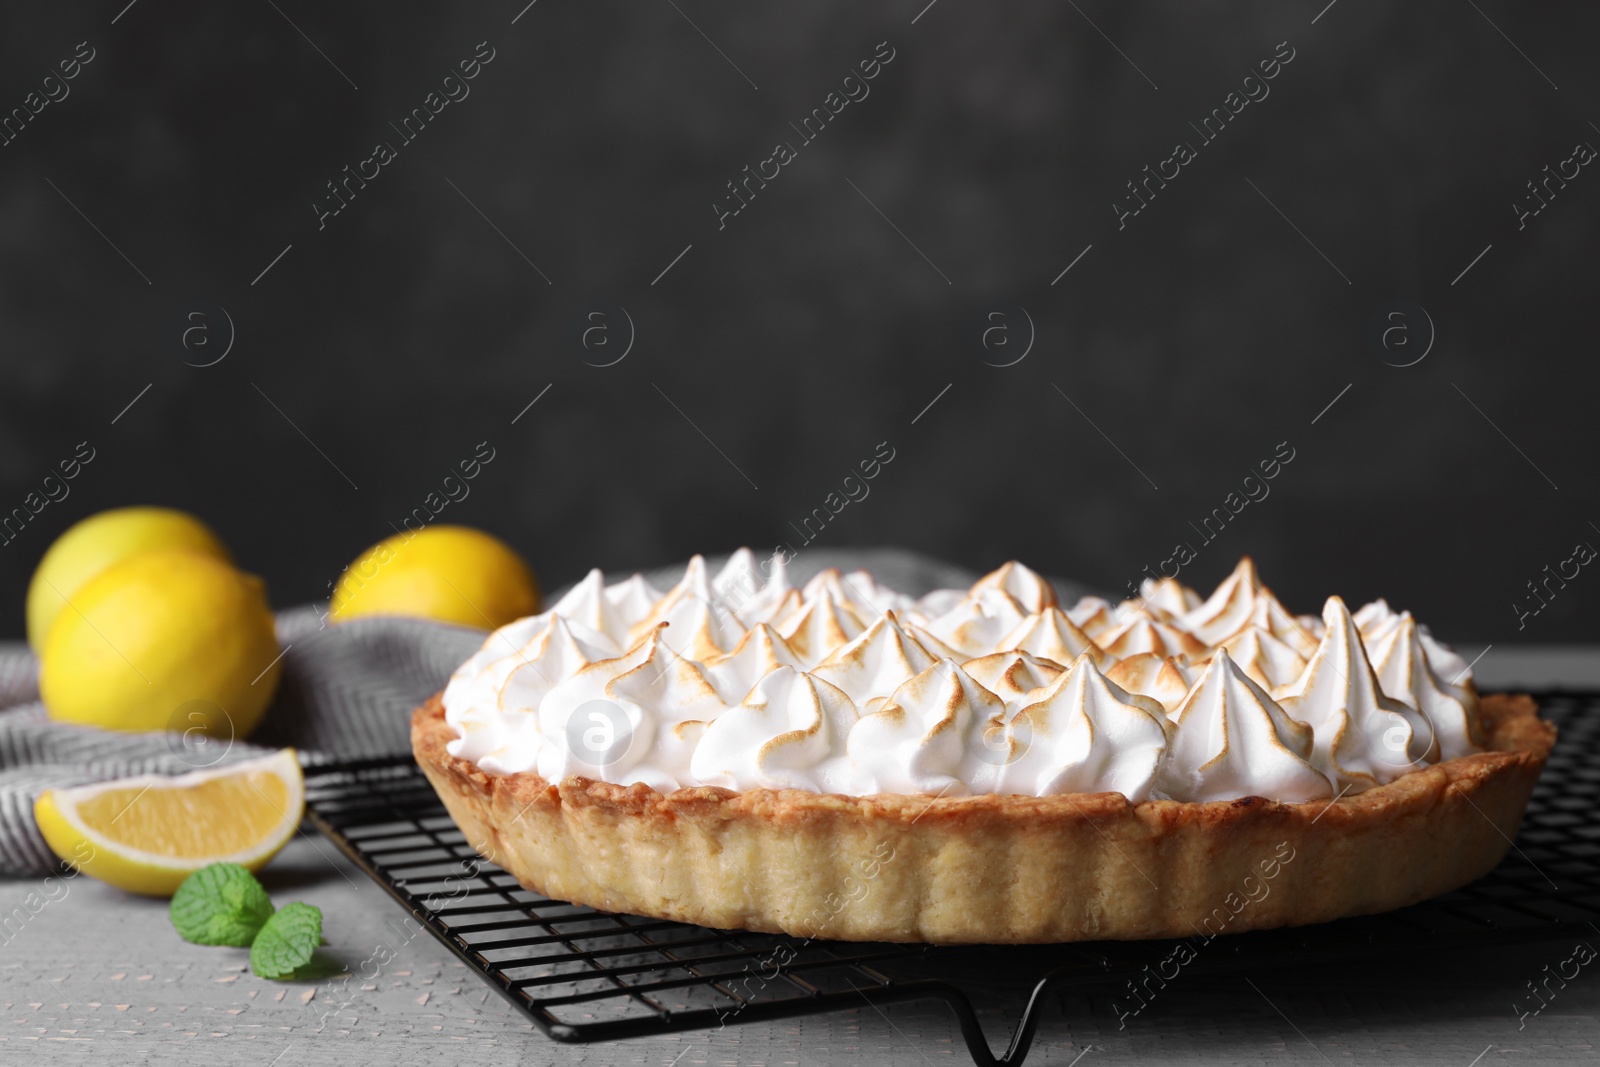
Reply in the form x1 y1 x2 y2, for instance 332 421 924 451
498 615 618 715
1158 649 1332 803
1366 612 1483 760
1000 655 1173 800
960 649 1066 715
1274 597 1439 789
702 623 805 705
690 666 860 792
1104 652 1195 715
536 627 725 792
1180 556 1316 656
443 551 1484 804
902 621 965 662
811 612 937 713
546 568 630 647
1354 598 1472 682
604 572 663 629
1095 609 1206 659
970 560 1059 613
999 607 1107 667
1140 576 1202 618
1179 556 1267 645
847 659 1009 796
776 589 867 668
1210 625 1307 690
923 587 1032 658
1065 595 1121 638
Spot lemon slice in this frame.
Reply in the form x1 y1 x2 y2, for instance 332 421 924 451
34 749 304 897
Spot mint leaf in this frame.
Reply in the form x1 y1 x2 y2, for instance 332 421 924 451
170 863 275 947
250 902 323 980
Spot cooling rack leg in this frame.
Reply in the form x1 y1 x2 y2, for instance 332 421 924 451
862 970 1073 1067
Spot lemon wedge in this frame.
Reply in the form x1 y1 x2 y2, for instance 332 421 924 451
34 749 304 896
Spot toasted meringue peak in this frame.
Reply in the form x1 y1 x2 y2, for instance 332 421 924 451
1095 610 1206 660
443 611 551 712
690 666 861 793
1353 598 1472 683
801 567 904 621
535 626 660 724
629 555 712 643
498 615 619 714
727 553 796 626
713 548 795 627
537 627 726 791
1366 613 1483 760
545 569 631 647
847 659 1009 796
971 560 1059 613
1179 557 1286 647
1065 596 1120 638
1246 595 1322 659
776 589 867 668
905 587 967 628
924 587 1032 658
800 566 849 602
701 623 805 705
812 611 938 712
902 621 966 662
762 588 807 629
1274 597 1439 790
1175 559 1320 659
1104 653 1195 716
845 568 917 617
1179 556 1260 643
668 553 715 601
443 615 560 772
998 607 1107 668
1000 654 1173 800
652 591 747 661
1211 626 1308 690
1140 576 1202 618
1158 649 1332 803
712 547 760 600
604 573 663 629
444 551 1483 803
1351 597 1393 635
462 623 652 777
960 649 1066 715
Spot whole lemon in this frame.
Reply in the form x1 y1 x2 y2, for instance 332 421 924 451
27 506 231 651
40 550 281 737
328 526 539 629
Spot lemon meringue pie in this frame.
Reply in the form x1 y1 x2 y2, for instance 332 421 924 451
414 552 1552 944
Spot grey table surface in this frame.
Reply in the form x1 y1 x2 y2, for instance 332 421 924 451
4 646 1597 1067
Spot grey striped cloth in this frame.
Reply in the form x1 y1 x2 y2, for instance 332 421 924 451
0 549 1063 878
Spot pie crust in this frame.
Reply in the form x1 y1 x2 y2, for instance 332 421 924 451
412 692 1553 944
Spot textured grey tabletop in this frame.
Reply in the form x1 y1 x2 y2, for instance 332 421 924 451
4 647 1597 1066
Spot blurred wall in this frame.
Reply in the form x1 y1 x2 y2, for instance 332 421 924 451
0 0 1595 645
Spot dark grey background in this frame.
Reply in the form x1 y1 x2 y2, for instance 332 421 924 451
0 0 1593 644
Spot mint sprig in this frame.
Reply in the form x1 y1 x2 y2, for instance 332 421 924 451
170 863 275 947
248 901 324 979
170 863 327 979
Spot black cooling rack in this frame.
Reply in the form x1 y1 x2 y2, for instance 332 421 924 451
303 690 1599 1067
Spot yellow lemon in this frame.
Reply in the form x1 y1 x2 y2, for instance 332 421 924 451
34 749 303 896
328 525 539 629
40 550 281 737
27 506 231 650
